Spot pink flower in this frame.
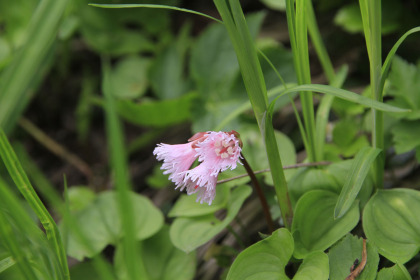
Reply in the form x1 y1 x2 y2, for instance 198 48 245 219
153 131 242 205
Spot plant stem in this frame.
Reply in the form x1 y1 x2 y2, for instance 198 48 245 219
240 153 275 234
359 0 383 188
286 0 317 163
217 161 331 184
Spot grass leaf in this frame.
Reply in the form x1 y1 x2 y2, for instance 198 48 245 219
334 147 381 219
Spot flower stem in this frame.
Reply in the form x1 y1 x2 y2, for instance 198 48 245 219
240 153 275 234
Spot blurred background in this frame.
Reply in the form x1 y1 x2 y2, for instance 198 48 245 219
0 0 419 279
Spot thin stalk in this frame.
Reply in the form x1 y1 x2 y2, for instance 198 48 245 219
217 161 331 184
306 0 335 83
18 117 93 181
214 0 293 229
240 153 274 234
102 57 143 279
359 0 383 188
0 129 70 280
286 0 317 162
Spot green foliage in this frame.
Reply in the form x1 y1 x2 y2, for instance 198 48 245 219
169 185 251 252
293 251 329 280
62 190 163 260
328 234 379 280
292 190 359 259
114 226 196 280
334 146 381 218
363 188 420 264
386 57 420 161
334 1 402 35
376 264 412 280
226 228 293 280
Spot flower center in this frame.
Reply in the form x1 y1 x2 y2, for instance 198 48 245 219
214 139 236 159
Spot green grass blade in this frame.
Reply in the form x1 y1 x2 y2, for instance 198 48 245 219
0 211 38 280
334 147 381 219
214 84 297 131
0 129 69 279
0 256 15 274
0 0 68 132
271 84 409 113
359 0 383 188
314 66 348 161
102 57 143 279
380 26 420 95
307 0 335 83
214 0 293 229
89 3 222 23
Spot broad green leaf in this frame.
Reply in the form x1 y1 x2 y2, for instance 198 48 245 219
67 186 96 212
70 261 114 280
0 0 39 48
363 188 420 264
170 185 251 253
259 0 286 11
293 251 329 280
79 2 172 55
391 121 420 158
114 226 196 280
190 12 265 131
288 167 340 207
376 264 411 280
334 146 381 218
292 190 359 259
385 56 420 120
226 228 293 280
111 55 150 99
115 93 197 127
329 118 370 157
270 84 409 113
142 226 196 280
149 43 190 99
63 191 163 260
238 125 296 183
168 184 231 218
334 2 401 35
329 234 379 280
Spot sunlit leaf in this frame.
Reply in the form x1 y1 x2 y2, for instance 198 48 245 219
363 188 420 264
226 228 293 280
292 190 359 259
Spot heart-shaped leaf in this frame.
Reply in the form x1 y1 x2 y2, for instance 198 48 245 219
292 190 359 259
293 251 329 280
170 185 251 252
363 188 420 264
62 191 163 260
226 228 293 280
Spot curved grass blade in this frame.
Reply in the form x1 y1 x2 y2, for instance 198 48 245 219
334 146 381 219
379 26 420 95
269 84 409 114
0 256 15 274
0 129 69 279
88 3 222 24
